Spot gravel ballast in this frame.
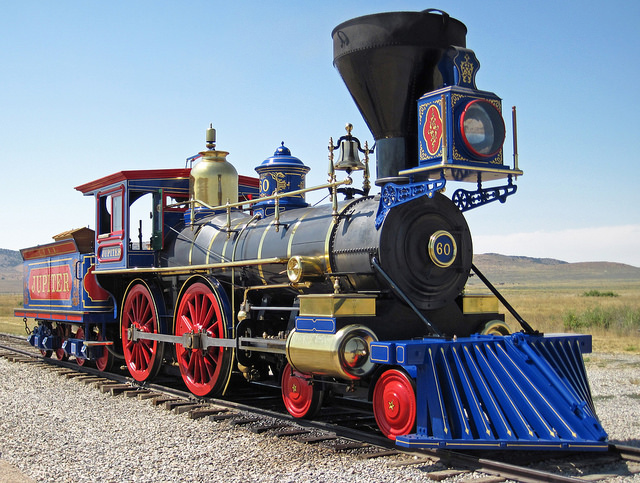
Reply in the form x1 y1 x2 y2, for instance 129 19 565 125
1 352 639 482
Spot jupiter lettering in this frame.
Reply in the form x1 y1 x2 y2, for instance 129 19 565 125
28 266 72 300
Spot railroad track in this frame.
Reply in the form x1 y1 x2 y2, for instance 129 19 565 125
2 332 639 483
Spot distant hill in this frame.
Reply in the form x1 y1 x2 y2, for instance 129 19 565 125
0 249 22 293
471 253 640 286
0 248 21 268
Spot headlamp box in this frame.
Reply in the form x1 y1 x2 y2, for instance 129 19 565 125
415 47 510 179
418 86 505 168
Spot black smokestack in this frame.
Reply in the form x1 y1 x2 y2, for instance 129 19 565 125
332 10 467 181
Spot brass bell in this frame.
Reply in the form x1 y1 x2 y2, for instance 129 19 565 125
335 138 365 171
334 123 366 172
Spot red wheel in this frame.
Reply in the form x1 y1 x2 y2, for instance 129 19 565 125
94 328 114 372
281 363 324 419
75 327 86 366
373 369 417 440
40 349 53 358
54 324 68 361
175 281 232 397
121 282 164 382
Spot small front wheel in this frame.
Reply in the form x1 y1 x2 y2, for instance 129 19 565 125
373 368 416 440
281 363 324 419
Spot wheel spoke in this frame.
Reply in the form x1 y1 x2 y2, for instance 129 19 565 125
133 294 141 322
203 352 216 379
180 314 193 333
187 351 196 380
188 298 198 328
202 303 215 332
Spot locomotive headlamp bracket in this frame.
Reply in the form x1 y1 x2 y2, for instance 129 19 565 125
374 174 446 229
451 173 517 212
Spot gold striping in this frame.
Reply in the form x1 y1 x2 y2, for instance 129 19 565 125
257 219 277 284
323 216 340 274
322 201 352 274
27 257 74 267
452 346 491 436
472 344 532 435
220 219 249 270
490 344 554 436
188 224 205 266
464 345 512 436
442 347 470 435
205 223 223 264
286 208 313 258
429 347 449 435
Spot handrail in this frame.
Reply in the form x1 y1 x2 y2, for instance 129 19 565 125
167 177 354 212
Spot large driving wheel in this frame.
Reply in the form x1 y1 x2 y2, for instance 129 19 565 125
373 368 417 440
121 282 165 382
281 363 324 419
175 280 232 397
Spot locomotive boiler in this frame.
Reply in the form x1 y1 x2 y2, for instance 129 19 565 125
16 9 609 450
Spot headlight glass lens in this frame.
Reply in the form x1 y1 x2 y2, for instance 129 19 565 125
460 100 505 158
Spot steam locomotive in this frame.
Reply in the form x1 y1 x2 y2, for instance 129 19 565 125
16 10 609 450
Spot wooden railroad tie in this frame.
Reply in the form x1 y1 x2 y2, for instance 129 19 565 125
188 407 229 420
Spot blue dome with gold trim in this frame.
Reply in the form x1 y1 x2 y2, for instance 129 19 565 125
254 143 310 217
257 142 308 169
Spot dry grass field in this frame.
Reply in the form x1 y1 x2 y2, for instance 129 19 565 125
490 282 640 353
1 293 25 335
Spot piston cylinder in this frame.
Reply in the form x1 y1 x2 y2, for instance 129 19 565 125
286 324 377 380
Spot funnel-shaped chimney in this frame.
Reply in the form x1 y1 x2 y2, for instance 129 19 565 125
332 10 467 181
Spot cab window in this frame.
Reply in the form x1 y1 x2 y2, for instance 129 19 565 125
98 190 124 238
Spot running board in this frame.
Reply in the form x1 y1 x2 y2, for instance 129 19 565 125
370 333 608 451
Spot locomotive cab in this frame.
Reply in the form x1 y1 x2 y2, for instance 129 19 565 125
75 169 192 270
75 169 260 271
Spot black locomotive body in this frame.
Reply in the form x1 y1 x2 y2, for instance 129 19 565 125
16 9 609 450
171 191 474 338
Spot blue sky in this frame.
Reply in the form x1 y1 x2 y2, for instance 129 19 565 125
1 1 639 267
